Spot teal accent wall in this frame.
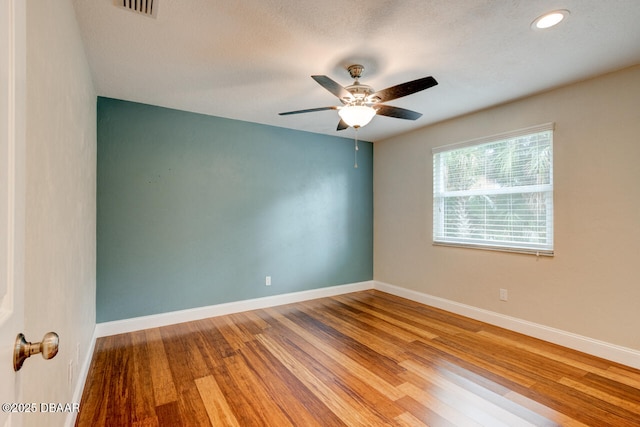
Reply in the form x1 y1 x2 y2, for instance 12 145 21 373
97 97 373 322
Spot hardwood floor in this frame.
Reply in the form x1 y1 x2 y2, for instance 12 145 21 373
76 290 640 426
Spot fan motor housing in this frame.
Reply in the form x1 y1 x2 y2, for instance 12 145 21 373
345 83 374 100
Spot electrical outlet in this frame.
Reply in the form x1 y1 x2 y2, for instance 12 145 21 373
265 276 271 286
499 288 508 301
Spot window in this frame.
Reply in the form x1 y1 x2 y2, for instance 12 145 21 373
433 123 554 255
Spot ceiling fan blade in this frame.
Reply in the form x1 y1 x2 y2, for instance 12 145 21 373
337 119 348 131
375 105 423 120
311 75 353 101
279 106 338 116
371 76 437 103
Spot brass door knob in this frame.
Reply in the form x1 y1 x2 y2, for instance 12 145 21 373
13 332 59 372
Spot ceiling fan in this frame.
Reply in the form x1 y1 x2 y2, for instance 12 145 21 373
279 64 438 130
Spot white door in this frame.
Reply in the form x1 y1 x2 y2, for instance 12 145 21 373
0 0 26 426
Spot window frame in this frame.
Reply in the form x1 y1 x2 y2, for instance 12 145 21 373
432 123 554 256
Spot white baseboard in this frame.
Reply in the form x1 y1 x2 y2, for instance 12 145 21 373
65 328 98 427
88 278 639 378
374 280 640 370
95 280 375 337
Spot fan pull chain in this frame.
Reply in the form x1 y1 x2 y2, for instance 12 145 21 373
354 128 359 169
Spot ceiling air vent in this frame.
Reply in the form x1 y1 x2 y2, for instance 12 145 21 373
115 0 158 18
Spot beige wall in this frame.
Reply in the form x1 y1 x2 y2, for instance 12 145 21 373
374 65 640 352
24 0 96 425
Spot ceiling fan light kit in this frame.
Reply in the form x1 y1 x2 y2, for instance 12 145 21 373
338 105 377 128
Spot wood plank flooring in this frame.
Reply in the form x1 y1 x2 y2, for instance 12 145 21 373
76 290 640 426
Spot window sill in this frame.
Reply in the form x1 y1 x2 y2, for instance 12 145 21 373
433 241 554 257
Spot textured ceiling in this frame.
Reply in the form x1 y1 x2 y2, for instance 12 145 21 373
72 0 640 142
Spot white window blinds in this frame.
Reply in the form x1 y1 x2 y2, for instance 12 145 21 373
433 123 554 255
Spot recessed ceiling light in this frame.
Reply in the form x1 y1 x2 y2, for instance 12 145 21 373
532 9 569 30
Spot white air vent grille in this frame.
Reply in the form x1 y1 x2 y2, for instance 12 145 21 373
115 0 158 18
